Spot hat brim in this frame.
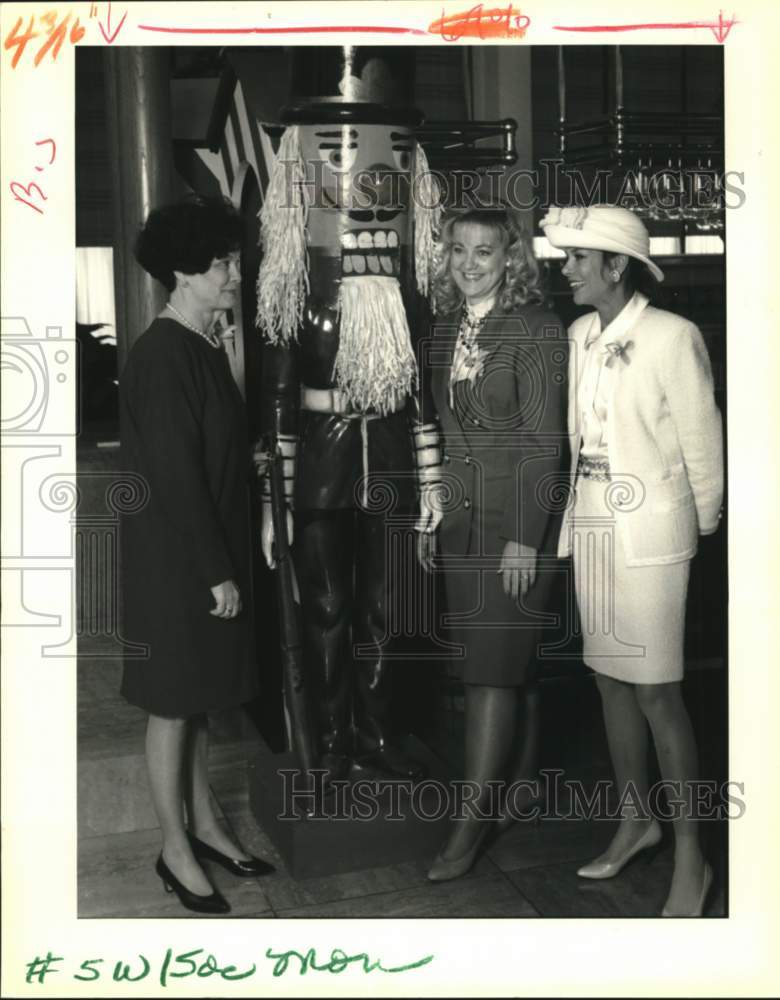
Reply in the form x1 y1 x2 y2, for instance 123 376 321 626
542 224 665 282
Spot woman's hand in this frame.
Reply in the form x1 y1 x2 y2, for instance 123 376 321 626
210 579 241 619
261 501 294 570
415 483 445 536
499 541 537 600
415 483 443 573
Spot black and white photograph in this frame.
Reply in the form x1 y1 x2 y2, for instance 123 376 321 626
2 2 779 996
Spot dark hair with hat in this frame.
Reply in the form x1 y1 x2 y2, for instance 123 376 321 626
135 195 242 292
616 255 659 300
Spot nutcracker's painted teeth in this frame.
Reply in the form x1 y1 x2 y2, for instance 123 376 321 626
340 229 401 277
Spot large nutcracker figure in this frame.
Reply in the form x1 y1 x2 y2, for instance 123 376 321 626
256 49 442 784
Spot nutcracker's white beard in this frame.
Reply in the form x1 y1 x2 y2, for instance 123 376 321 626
335 275 417 415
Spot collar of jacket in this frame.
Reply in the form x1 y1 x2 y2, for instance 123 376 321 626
584 291 650 351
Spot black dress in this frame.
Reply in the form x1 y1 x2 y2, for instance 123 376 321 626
429 305 569 687
119 318 259 717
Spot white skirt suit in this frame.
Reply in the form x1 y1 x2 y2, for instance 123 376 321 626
558 293 724 683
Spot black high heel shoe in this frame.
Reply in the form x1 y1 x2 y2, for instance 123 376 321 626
155 854 230 915
187 832 276 878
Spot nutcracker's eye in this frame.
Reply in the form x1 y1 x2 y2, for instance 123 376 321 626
390 132 413 173
391 146 412 172
316 129 359 173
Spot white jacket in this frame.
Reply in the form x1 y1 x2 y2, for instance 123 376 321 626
558 293 724 566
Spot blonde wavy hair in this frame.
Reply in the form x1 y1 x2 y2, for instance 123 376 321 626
431 207 544 316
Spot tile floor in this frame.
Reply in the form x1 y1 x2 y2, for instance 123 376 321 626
77 663 728 921
78 752 727 920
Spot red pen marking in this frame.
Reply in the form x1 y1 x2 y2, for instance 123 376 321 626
10 180 48 214
34 10 72 66
429 4 530 40
70 16 85 43
3 16 38 68
137 22 427 36
35 138 57 165
4 10 86 68
98 2 128 43
553 11 737 43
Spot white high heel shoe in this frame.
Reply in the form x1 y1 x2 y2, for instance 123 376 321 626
577 819 662 880
662 862 714 917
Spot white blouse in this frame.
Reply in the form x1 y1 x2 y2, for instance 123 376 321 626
577 292 648 461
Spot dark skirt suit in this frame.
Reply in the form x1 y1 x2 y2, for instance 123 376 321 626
119 319 260 718
430 306 569 687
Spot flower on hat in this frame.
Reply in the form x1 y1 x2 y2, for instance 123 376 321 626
561 206 589 229
540 206 589 231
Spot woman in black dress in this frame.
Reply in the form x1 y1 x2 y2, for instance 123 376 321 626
120 196 273 914
423 207 568 880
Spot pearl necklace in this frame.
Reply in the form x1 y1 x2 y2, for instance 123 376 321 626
166 302 221 349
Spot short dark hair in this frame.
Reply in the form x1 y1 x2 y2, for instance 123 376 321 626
135 195 242 292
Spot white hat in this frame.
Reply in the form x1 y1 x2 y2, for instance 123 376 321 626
539 205 664 282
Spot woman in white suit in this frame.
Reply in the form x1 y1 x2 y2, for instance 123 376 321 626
540 205 723 917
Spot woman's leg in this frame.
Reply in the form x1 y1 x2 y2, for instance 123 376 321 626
498 682 541 822
505 682 540 781
145 713 212 895
183 713 251 860
440 683 518 860
635 682 708 913
588 674 656 863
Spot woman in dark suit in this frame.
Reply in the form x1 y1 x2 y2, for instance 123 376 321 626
422 207 568 880
120 196 274 915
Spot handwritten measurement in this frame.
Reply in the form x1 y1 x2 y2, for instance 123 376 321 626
3 11 85 68
25 946 434 983
9 138 57 215
429 3 531 40
3 4 128 67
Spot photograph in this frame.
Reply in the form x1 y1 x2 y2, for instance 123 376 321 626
73 38 730 921
2 2 778 997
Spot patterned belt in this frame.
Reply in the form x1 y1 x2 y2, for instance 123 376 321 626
577 455 612 482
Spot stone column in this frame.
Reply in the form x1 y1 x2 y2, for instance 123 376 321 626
104 48 174 373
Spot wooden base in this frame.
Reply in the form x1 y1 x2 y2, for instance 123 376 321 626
248 737 452 879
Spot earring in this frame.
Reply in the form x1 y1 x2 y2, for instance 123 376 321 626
611 269 621 282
